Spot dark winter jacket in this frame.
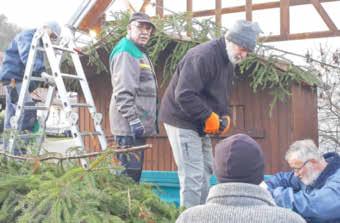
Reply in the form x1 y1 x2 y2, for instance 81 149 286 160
159 37 234 133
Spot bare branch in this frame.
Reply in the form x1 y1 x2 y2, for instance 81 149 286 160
0 144 152 162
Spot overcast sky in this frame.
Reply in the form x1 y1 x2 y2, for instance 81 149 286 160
0 0 339 61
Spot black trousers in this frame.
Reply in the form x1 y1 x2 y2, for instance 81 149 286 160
114 136 145 183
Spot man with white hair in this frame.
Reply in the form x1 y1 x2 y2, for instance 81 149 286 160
159 20 262 208
0 21 61 154
265 139 340 223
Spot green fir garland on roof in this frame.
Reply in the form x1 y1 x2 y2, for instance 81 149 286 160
83 11 320 112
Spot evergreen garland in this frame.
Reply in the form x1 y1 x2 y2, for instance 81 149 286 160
239 53 320 112
81 11 320 111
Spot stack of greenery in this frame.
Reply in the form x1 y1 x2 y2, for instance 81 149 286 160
83 11 320 112
0 154 180 223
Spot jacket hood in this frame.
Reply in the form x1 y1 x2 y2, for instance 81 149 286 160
207 183 276 206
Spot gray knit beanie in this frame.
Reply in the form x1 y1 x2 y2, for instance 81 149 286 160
225 20 262 52
44 21 62 37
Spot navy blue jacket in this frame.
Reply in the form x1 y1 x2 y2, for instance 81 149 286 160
159 37 234 134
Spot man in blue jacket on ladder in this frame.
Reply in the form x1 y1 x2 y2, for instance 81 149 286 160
0 21 61 154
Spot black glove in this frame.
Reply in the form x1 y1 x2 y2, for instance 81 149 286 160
29 81 39 93
129 118 145 137
9 86 19 104
219 115 231 135
21 102 37 131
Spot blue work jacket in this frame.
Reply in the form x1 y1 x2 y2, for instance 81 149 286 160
266 152 340 223
0 29 44 84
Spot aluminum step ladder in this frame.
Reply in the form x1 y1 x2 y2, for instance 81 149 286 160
8 27 107 155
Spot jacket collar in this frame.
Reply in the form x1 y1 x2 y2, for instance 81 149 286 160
207 182 276 207
216 37 229 65
311 152 340 189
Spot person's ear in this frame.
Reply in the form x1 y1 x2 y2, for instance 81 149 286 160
127 24 132 31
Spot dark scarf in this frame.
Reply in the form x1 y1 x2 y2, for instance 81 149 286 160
310 152 340 190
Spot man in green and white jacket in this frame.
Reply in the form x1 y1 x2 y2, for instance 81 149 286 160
109 12 158 182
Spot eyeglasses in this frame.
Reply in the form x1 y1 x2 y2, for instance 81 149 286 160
132 22 153 32
292 159 311 173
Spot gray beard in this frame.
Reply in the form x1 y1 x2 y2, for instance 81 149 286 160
226 43 241 65
302 169 321 185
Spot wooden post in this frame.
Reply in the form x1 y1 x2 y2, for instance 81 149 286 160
215 0 222 36
280 0 290 40
245 0 252 21
187 0 193 37
140 0 151 13
155 0 164 17
310 0 337 31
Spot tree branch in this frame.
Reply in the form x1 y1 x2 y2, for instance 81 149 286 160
0 144 152 162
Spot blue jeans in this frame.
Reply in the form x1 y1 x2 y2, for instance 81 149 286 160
3 83 37 154
164 123 213 208
114 136 145 183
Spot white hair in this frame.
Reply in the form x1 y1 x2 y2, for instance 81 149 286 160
285 139 323 162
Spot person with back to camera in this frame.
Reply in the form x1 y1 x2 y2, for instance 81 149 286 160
176 133 306 223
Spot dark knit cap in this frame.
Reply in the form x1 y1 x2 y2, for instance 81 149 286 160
214 133 265 185
128 12 156 30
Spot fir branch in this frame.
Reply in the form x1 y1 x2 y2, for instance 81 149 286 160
0 144 151 162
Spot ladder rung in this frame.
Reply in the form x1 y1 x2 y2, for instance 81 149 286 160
31 77 46 82
18 133 44 138
61 73 83 80
24 105 49 110
52 45 75 53
37 47 45 51
79 131 102 137
71 103 92 108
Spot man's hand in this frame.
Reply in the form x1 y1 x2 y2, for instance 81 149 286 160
204 112 220 134
219 115 231 135
129 118 145 137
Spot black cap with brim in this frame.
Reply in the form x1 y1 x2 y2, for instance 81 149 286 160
129 12 156 30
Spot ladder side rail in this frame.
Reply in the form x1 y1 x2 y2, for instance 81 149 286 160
36 85 56 154
41 32 85 150
68 40 107 150
12 30 44 130
8 30 44 153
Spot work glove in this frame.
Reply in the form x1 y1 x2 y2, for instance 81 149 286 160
9 86 19 104
204 112 220 134
129 118 145 137
219 115 231 135
9 79 19 104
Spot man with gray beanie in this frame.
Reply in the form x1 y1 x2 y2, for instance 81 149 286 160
0 21 61 154
176 134 306 223
159 20 262 208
